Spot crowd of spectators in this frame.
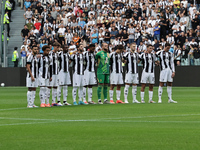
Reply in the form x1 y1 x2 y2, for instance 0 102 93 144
20 0 200 67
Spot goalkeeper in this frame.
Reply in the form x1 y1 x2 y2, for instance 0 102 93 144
95 43 111 104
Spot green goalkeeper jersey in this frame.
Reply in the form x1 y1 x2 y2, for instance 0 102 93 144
95 50 110 74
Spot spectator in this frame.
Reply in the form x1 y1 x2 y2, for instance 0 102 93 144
21 25 29 39
153 22 161 41
12 47 19 67
20 46 27 67
91 29 98 44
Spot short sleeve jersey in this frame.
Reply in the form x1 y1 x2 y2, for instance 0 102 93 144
95 50 110 74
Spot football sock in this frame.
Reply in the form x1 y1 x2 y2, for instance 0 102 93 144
31 91 36 106
109 90 114 100
83 87 87 102
88 88 92 102
57 85 62 102
103 86 108 100
149 91 153 101
116 90 121 100
141 91 144 101
63 86 68 102
52 88 57 103
39 87 46 104
46 87 50 104
124 84 129 101
158 86 163 100
97 85 102 100
132 85 137 101
27 91 32 106
79 86 83 101
72 87 78 102
167 86 172 100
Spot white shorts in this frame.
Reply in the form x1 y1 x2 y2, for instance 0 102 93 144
73 73 84 87
83 70 97 86
58 71 71 85
159 68 173 82
140 70 155 84
110 73 124 85
48 75 59 87
125 73 139 84
26 77 38 88
38 77 49 87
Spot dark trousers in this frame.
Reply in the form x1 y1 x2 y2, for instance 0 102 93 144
14 60 18 67
5 23 10 37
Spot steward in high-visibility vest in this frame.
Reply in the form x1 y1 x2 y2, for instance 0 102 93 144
5 0 12 22
3 11 10 37
12 47 19 67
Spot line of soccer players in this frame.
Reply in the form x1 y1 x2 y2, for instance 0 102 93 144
26 42 177 108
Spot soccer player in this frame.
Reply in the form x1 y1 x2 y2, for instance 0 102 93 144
71 44 87 105
82 44 97 104
140 44 158 103
109 45 124 104
47 42 61 106
157 43 177 103
26 45 39 108
95 42 110 104
57 45 72 106
38 45 51 107
123 43 140 103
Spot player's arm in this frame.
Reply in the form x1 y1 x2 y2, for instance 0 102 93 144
26 56 35 81
123 52 128 64
170 53 175 78
49 56 53 81
95 52 100 66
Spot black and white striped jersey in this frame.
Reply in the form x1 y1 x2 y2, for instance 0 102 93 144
123 52 139 74
71 52 85 75
140 53 157 73
38 55 51 79
83 51 95 72
26 54 38 78
58 51 70 73
110 52 123 73
156 50 175 72
49 51 59 75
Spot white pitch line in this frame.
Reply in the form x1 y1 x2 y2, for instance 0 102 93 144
0 119 200 127
0 107 28 111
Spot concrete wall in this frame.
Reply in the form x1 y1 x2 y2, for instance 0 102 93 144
0 66 199 87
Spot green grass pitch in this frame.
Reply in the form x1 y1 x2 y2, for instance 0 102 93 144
0 86 200 150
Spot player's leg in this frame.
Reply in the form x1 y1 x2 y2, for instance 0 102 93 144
57 85 62 103
27 87 33 108
103 74 111 104
140 83 146 103
39 86 46 107
158 82 164 103
72 86 78 105
88 85 96 104
97 73 104 104
132 73 139 103
124 83 130 103
116 85 124 103
45 86 51 106
63 72 71 105
158 69 167 103
149 84 155 103
78 75 87 105
116 73 124 103
167 82 177 103
82 86 87 103
72 73 79 105
31 87 38 107
109 73 116 104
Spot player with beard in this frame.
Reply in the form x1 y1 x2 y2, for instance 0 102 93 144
26 45 39 108
71 44 87 105
47 42 61 106
82 44 97 104
123 43 140 103
140 44 158 103
95 43 111 104
38 45 52 107
57 45 72 106
157 43 177 103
